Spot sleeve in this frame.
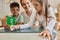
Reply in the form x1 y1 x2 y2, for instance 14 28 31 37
41 18 46 27
45 19 56 32
20 15 24 23
45 7 56 32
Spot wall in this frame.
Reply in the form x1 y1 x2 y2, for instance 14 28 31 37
48 0 60 8
0 0 21 18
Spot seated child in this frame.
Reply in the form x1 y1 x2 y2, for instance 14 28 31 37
3 2 24 31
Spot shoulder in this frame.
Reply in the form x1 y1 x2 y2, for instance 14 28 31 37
19 14 24 18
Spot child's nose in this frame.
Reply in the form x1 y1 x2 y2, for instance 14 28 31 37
14 10 17 13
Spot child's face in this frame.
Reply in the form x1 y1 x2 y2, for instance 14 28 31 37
21 0 27 11
10 7 20 16
32 1 42 12
21 0 31 16
21 0 30 12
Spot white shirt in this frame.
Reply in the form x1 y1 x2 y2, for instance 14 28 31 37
20 2 36 29
45 7 56 32
36 14 46 27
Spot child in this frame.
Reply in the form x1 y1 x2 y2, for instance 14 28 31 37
4 2 24 31
9 2 24 24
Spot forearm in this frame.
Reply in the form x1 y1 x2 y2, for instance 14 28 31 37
45 18 56 32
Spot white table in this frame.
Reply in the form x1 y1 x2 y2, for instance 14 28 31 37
0 27 49 40
0 33 49 40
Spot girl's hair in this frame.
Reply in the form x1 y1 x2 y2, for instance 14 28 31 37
20 0 22 5
35 0 43 15
31 0 43 6
45 0 48 26
36 0 43 6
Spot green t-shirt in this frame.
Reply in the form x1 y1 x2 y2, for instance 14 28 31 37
7 14 24 25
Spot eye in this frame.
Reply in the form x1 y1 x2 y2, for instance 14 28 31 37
26 2 30 7
27 2 29 4
16 9 19 11
12 9 15 11
34 4 38 6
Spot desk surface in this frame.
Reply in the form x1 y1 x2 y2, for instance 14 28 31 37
0 27 49 40
0 27 44 33
0 33 49 40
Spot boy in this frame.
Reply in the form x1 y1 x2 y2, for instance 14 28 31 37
4 2 24 31
9 2 24 24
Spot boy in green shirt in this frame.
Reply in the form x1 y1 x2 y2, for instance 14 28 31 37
9 2 24 24
4 2 24 31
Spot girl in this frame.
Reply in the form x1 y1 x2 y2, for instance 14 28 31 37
31 0 56 40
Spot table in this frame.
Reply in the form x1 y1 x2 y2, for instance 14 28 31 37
0 33 49 40
0 27 44 33
0 27 4 32
0 27 49 40
21 27 44 33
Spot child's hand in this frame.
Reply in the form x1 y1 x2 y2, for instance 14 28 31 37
10 25 20 31
4 25 9 30
39 29 53 40
4 25 10 31
10 26 15 31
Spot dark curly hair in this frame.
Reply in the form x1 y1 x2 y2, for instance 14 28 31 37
10 2 19 8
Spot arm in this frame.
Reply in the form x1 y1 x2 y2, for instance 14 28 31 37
45 7 56 32
20 6 36 29
45 18 56 32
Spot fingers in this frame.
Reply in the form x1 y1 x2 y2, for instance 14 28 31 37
47 33 53 40
39 32 44 36
39 31 53 40
40 31 47 37
43 33 47 37
47 34 51 40
50 34 53 40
